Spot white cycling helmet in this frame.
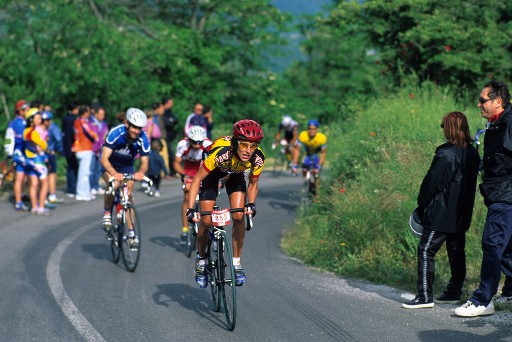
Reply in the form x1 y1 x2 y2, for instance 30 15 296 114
187 125 207 141
409 207 424 237
126 107 148 128
282 115 292 127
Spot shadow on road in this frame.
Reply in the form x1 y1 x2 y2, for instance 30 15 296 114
149 235 182 252
153 283 226 329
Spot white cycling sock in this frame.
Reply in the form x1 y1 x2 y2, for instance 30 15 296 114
233 257 241 266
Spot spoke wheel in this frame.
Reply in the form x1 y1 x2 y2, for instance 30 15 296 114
272 149 287 178
207 237 221 312
220 236 237 331
109 210 121 264
186 224 197 258
121 205 141 272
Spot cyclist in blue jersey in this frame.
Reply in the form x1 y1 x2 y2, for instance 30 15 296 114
100 108 150 247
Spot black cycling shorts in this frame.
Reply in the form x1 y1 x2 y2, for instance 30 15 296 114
199 169 246 201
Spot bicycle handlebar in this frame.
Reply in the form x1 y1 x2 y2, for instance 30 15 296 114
194 208 254 231
106 174 153 195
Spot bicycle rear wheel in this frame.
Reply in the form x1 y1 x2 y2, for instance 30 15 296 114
220 235 237 331
207 237 221 312
109 210 121 264
121 205 142 272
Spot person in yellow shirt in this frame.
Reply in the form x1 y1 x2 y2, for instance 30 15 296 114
23 108 50 215
292 119 327 180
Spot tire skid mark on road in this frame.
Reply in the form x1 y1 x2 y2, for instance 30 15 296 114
272 286 356 342
46 221 106 342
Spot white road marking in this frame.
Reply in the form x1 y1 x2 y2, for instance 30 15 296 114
46 222 106 342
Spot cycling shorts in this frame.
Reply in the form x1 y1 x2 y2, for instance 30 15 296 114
26 156 48 179
199 169 246 201
47 154 57 174
302 154 320 170
101 163 135 176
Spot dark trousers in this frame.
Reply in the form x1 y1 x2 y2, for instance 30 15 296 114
166 139 176 176
471 202 512 306
148 174 161 190
65 154 79 195
416 228 466 303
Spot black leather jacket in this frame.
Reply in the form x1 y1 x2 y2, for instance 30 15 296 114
418 142 480 233
479 105 512 206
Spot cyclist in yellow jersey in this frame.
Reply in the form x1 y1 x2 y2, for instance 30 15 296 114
292 119 327 178
187 119 264 288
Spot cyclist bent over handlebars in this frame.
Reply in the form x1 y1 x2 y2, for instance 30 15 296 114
100 108 150 248
187 119 265 288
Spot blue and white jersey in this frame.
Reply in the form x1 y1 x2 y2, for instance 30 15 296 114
4 116 27 156
103 124 150 168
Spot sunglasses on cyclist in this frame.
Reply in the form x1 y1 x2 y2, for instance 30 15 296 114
238 142 258 151
191 140 203 145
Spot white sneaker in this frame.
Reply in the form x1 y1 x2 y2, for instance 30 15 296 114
454 300 495 317
90 189 98 196
75 196 92 201
494 294 512 305
154 190 161 197
96 188 105 195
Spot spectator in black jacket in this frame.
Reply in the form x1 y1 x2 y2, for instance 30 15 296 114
403 111 480 310
61 101 80 198
455 80 512 317
161 97 179 177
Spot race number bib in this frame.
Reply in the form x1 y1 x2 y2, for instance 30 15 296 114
211 209 231 227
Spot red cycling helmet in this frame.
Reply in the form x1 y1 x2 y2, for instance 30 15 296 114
232 119 264 143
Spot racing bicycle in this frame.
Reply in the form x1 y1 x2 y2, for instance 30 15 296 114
194 206 253 331
272 139 292 177
105 174 152 272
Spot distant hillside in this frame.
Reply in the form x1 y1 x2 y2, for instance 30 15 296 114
269 0 332 72
272 0 332 15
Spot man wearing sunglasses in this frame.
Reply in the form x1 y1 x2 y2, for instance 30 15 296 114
173 125 212 245
187 119 265 288
455 80 512 317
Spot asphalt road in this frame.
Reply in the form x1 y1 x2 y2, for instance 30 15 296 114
0 172 511 341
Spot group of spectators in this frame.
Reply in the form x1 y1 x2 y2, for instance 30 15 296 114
3 96 215 212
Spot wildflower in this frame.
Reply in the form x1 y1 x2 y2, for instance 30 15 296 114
370 132 376 137
339 242 346 247
409 93 415 99
444 45 452 52
340 188 346 193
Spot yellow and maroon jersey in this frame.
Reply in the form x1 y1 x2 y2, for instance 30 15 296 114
201 136 265 178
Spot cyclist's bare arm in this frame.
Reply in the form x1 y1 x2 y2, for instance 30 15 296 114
187 167 209 210
134 155 149 181
173 155 184 176
100 147 123 181
319 147 327 168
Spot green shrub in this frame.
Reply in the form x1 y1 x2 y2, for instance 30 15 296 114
282 83 488 294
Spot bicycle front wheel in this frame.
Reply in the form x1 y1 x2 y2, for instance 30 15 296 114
207 237 221 312
109 211 121 264
220 235 237 331
272 149 287 178
186 223 197 258
121 205 142 272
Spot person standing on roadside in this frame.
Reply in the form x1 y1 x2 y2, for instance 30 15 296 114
89 105 109 196
455 80 512 317
402 112 480 309
162 97 179 177
72 105 98 201
5 100 30 211
42 111 64 204
62 101 80 198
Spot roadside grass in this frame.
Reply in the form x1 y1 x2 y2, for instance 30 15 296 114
282 83 490 296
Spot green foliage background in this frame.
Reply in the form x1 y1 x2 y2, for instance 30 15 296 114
282 83 490 294
2 0 512 294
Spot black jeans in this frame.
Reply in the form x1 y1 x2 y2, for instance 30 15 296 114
65 154 79 195
147 174 161 190
416 228 466 303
